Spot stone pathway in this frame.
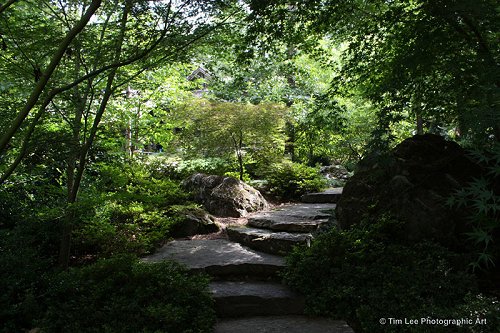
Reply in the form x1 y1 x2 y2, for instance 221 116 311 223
227 202 337 255
142 239 285 278
143 188 353 332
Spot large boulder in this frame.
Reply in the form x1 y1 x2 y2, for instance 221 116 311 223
171 207 219 238
183 173 269 217
336 134 481 249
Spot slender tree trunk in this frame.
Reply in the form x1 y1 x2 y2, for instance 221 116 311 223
416 113 424 135
237 151 244 181
285 121 296 161
412 84 424 135
494 123 500 142
59 44 87 267
133 103 141 153
285 41 297 161
58 0 130 269
126 120 132 156
0 100 46 184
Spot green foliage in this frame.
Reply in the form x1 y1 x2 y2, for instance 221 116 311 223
283 218 499 332
146 156 231 180
0 221 57 333
41 256 215 333
173 99 286 179
263 161 326 199
246 0 500 145
448 145 500 270
224 170 252 182
72 161 189 257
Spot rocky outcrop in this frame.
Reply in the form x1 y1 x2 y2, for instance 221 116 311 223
183 173 269 217
170 207 219 238
320 165 351 181
336 134 481 249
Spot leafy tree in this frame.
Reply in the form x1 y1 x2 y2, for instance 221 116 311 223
173 98 286 180
244 0 500 146
104 64 195 156
0 0 241 267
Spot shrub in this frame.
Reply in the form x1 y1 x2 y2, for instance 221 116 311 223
283 218 499 332
0 217 62 332
41 255 215 333
71 161 191 258
146 156 231 180
263 161 327 199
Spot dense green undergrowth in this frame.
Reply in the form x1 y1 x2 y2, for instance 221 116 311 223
43 256 215 333
74 162 190 258
0 249 215 333
283 218 500 333
147 155 327 200
0 159 217 332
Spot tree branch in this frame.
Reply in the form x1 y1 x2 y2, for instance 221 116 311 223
0 0 102 155
0 0 18 15
0 96 49 184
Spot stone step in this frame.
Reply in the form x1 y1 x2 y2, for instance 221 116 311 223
227 226 311 255
248 203 336 232
248 217 329 233
261 203 337 219
142 239 284 278
214 316 355 333
210 281 305 317
301 188 343 203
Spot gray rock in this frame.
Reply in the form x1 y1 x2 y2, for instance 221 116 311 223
210 281 305 317
336 134 481 248
301 188 343 203
260 203 337 219
183 173 269 217
142 239 284 278
171 207 219 237
248 203 336 232
248 217 329 233
227 226 312 255
321 164 351 180
215 316 355 333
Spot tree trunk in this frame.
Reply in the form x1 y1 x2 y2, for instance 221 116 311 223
416 113 424 135
285 121 296 161
126 119 132 156
58 0 130 269
237 151 244 181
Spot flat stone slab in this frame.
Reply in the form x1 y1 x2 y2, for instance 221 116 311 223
301 188 343 203
210 281 304 317
256 203 337 219
248 203 336 232
142 239 284 278
248 217 330 232
227 227 311 255
214 316 354 333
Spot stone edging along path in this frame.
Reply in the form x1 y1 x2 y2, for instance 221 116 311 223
143 188 354 333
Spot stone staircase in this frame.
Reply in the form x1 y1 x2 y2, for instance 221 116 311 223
226 188 342 255
143 188 352 333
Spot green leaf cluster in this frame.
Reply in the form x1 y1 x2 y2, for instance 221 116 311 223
448 145 500 270
263 160 327 199
41 256 215 333
283 218 500 332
